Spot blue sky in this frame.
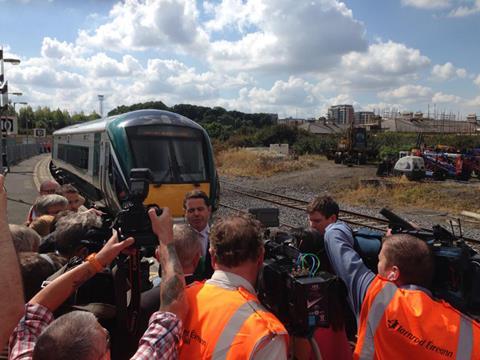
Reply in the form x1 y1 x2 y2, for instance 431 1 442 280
1 0 479 119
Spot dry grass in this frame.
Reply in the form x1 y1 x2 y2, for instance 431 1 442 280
217 148 322 177
334 177 480 213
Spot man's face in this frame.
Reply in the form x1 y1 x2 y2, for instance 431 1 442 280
377 245 394 279
65 193 82 212
308 211 335 235
185 198 211 232
46 203 67 216
94 323 111 360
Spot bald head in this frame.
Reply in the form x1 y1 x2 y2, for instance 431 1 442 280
39 180 60 196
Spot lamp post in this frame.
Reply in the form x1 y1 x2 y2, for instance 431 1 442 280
0 47 21 173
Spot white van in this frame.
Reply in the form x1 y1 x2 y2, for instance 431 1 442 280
393 156 426 180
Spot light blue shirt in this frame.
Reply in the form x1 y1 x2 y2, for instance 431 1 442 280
323 221 375 321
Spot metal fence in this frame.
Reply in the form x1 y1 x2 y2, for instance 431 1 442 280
6 143 46 166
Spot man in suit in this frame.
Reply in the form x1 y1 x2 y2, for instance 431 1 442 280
183 190 214 280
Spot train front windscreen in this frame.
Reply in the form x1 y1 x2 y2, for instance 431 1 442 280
127 125 209 183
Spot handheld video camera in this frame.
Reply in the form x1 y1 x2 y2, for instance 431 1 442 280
250 208 339 337
114 168 162 248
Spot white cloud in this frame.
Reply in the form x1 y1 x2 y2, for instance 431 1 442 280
128 58 257 103
203 0 264 32
448 0 480 17
474 75 480 86
41 37 84 59
88 53 143 77
465 95 480 107
401 0 451 9
220 76 329 117
9 65 85 89
342 41 430 76
76 0 209 53
332 41 430 91
207 0 367 73
432 92 461 103
378 85 433 103
431 62 467 80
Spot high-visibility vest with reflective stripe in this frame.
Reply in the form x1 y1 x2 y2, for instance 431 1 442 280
178 282 288 359
355 276 480 359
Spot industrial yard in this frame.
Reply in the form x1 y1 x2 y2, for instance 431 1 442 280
218 154 480 240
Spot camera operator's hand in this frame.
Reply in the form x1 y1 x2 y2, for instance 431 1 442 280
83 207 105 217
148 207 173 246
96 231 135 267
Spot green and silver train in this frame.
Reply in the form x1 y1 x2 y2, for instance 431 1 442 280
52 109 219 217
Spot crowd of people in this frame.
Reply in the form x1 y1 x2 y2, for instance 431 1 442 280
1 174 479 359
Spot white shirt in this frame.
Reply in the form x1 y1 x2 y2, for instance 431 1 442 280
195 224 210 258
206 270 288 360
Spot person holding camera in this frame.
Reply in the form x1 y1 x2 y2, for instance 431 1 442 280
178 214 289 359
290 198 353 360
9 208 188 360
0 175 25 348
314 195 480 358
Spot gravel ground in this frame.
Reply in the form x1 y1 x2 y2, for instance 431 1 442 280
215 160 480 243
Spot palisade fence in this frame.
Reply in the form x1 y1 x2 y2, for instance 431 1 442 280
4 138 50 166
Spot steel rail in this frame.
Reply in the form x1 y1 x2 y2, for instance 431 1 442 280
220 179 480 244
221 180 389 232
219 202 296 229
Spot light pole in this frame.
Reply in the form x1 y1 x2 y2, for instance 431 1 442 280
98 94 104 118
0 47 21 173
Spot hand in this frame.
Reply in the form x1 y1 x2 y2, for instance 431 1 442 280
95 231 135 267
84 208 105 217
148 207 173 246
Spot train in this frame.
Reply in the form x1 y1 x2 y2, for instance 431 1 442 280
51 109 219 217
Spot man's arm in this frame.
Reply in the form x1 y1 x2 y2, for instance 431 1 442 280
8 231 134 359
0 175 25 347
148 208 187 319
323 222 375 318
29 232 134 311
132 208 186 360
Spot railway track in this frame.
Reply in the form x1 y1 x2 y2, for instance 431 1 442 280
220 180 480 245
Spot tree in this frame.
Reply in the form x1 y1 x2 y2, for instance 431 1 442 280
18 106 34 133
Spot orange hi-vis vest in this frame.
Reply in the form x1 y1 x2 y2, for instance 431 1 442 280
355 276 480 359
178 281 288 360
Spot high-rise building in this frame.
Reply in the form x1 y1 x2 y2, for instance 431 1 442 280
354 111 375 125
328 105 354 125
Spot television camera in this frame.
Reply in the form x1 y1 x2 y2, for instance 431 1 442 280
252 205 480 338
113 168 162 249
250 208 340 337
379 208 480 318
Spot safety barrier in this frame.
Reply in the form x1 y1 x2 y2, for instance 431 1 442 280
5 142 50 166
